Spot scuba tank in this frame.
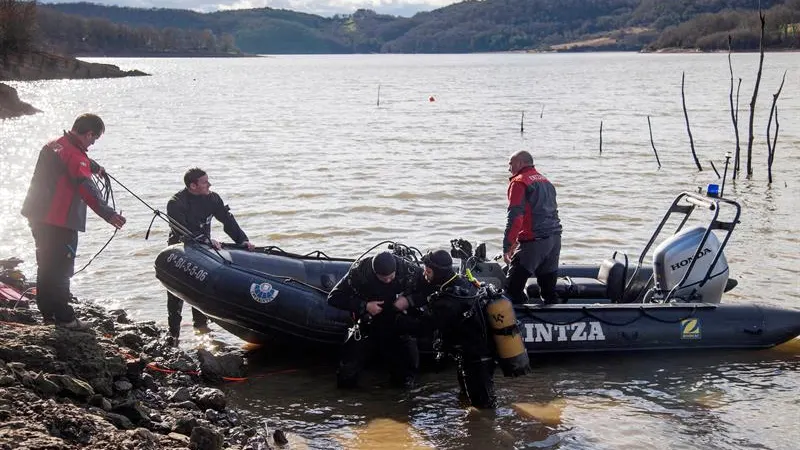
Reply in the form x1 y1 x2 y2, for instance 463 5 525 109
482 283 530 377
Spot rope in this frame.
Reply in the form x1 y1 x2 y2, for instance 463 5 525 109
516 304 701 327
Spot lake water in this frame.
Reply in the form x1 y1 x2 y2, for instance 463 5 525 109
1 53 799 449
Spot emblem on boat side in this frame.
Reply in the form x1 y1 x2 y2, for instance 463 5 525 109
680 318 701 340
250 282 279 304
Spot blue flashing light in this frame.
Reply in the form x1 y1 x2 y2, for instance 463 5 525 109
707 183 720 198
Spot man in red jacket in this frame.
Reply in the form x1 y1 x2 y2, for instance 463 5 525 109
503 150 562 305
21 113 126 330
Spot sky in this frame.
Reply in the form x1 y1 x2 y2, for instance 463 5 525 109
43 0 461 17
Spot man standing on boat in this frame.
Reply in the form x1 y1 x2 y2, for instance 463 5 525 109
327 251 427 390
395 249 498 408
503 150 562 304
21 113 127 331
166 168 254 342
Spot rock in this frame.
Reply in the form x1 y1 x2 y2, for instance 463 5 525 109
172 400 200 410
140 373 158 391
198 349 245 382
105 412 135 430
0 297 278 449
245 433 270 450
129 428 156 442
192 387 226 411
34 373 61 395
189 426 224 450
112 399 151 424
205 408 220 422
49 374 95 397
89 377 114 397
169 387 191 402
0 82 39 119
168 432 191 444
274 429 289 445
89 394 113 411
174 415 199 435
115 332 144 351
114 379 133 392
108 309 130 324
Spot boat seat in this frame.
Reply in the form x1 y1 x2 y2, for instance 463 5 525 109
525 258 627 303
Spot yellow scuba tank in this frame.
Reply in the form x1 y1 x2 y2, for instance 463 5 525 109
485 293 530 377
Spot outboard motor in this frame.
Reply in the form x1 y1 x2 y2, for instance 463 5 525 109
651 226 729 303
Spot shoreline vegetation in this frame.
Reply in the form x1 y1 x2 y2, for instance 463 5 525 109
0 283 289 449
2 0 798 118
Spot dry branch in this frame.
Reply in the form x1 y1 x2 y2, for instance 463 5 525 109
647 116 662 169
681 72 702 171
599 120 603 155
709 160 721 178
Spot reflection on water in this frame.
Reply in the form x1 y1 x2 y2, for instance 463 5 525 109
2 53 800 448
225 343 800 450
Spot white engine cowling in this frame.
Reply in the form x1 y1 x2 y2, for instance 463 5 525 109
652 226 729 303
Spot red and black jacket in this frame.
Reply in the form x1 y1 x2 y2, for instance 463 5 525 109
21 132 115 232
503 166 562 253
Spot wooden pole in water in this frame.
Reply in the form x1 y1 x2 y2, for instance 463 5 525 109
599 120 603 155
540 104 545 118
647 115 662 169
766 71 786 184
681 72 702 171
377 84 381 107
746 5 766 179
520 111 525 134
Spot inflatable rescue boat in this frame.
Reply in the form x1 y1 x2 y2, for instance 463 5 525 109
154 191 800 354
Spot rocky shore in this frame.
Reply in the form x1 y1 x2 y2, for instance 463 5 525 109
0 295 288 449
0 83 39 120
0 51 149 120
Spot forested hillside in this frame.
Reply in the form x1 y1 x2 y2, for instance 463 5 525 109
35 0 800 54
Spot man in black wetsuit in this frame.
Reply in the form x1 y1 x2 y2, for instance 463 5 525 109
327 251 427 389
166 167 254 342
396 250 498 408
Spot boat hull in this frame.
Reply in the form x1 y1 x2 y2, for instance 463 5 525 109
154 244 800 353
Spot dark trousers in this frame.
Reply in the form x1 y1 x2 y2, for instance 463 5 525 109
507 266 559 305
30 223 78 323
506 235 561 305
167 292 208 338
337 325 419 389
458 356 497 409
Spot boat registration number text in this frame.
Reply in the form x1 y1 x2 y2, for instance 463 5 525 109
166 254 209 282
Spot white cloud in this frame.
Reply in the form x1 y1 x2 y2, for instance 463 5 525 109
44 0 458 16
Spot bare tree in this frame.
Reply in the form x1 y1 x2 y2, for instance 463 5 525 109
745 7 766 179
0 0 38 56
766 71 786 184
727 35 743 180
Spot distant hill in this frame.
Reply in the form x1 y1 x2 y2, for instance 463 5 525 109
40 0 800 54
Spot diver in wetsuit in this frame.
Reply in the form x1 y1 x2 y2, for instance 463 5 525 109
396 250 498 409
327 251 427 389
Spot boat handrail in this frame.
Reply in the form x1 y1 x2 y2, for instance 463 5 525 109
623 191 741 302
